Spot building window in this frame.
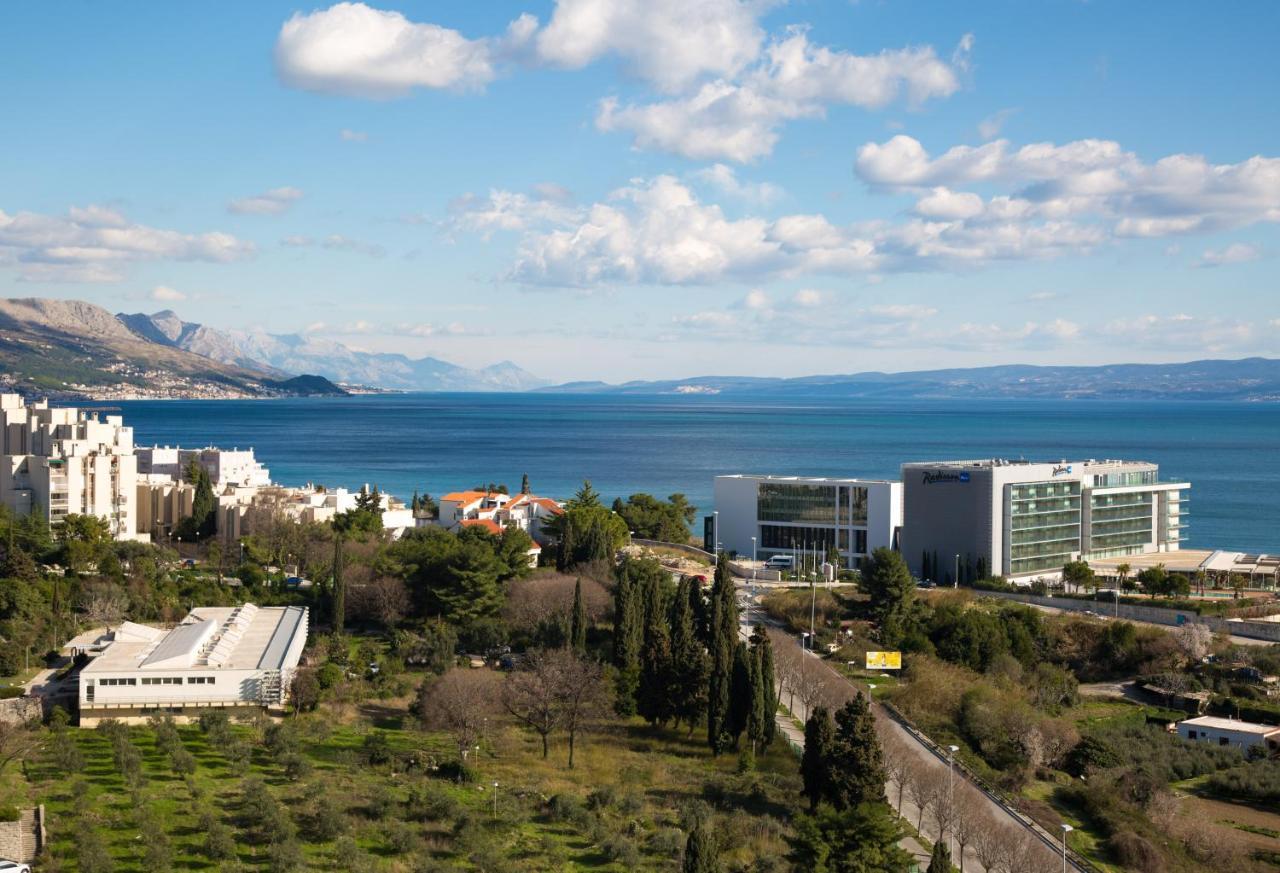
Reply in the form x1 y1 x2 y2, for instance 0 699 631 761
1219 737 1230 746
757 483 836 524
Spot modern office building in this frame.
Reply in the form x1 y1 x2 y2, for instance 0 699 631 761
711 475 903 569
900 458 1189 583
0 394 140 540
78 603 308 726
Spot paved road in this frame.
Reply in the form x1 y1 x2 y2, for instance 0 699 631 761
738 586 1077 873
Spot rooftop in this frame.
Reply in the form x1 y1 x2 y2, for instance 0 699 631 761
717 474 898 485
1180 715 1280 735
902 458 1158 471
83 604 307 674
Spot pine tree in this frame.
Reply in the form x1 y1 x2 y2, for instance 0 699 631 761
706 558 738 754
926 839 953 873
800 706 833 811
828 693 886 809
682 821 721 873
570 577 587 651
571 479 602 509
637 575 674 725
521 473 531 494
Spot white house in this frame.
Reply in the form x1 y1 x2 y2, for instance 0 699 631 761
438 490 564 545
1178 715 1280 755
78 604 308 726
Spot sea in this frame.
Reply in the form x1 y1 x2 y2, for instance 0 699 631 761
85 394 1280 554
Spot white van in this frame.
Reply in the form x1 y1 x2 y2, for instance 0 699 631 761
763 555 795 569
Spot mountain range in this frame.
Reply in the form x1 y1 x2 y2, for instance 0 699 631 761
117 310 547 392
538 358 1280 402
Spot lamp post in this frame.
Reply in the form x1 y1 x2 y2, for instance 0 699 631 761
947 745 959 859
954 553 959 588
1060 823 1073 873
713 511 719 563
751 536 757 582
492 780 499 820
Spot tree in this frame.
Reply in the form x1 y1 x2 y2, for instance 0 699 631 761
1061 560 1095 596
502 649 565 759
683 820 721 873
331 524 346 635
746 626 774 754
706 558 738 754
0 720 42 776
860 548 915 640
416 668 501 759
521 473 531 494
638 572 675 726
554 648 610 769
801 707 834 811
827 694 885 809
184 459 218 539
926 839 952 873
668 577 710 731
611 558 651 715
788 803 910 873
1116 562 1134 594
1138 564 1170 598
570 578 587 651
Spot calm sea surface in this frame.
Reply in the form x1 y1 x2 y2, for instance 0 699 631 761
86 394 1280 553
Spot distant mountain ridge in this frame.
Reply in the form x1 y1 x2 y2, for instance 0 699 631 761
536 358 1280 401
118 310 547 392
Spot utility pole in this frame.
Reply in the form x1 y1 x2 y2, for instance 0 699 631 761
953 553 959 588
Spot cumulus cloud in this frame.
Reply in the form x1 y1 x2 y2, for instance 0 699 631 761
1196 242 1260 267
599 30 963 162
275 3 965 161
228 187 304 216
454 175 1113 287
692 164 784 204
0 204 254 283
977 107 1018 140
275 2 498 97
150 285 186 302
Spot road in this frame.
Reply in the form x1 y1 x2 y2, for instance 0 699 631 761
737 584 1078 873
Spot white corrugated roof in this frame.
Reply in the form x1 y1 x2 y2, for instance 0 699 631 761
1180 715 1280 735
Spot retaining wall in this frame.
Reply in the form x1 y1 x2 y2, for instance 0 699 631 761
0 696 43 725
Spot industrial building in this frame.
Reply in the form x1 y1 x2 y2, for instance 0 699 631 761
900 458 1189 583
0 394 139 540
78 604 308 726
710 475 902 570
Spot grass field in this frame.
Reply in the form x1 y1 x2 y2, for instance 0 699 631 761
14 688 802 872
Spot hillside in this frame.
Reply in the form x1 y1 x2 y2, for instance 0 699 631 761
119 310 547 392
0 298 341 400
537 358 1280 402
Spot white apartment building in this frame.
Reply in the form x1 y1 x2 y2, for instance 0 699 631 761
218 484 416 541
78 603 308 726
137 445 272 488
711 475 903 570
900 458 1189 583
0 394 139 540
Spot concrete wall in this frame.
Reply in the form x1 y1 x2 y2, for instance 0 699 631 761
630 539 783 581
0 805 42 863
977 589 1280 643
0 696 43 725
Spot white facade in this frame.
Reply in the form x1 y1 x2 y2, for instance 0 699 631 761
712 475 902 570
901 458 1189 582
137 445 271 488
1178 715 1280 754
438 490 564 545
78 603 308 726
0 394 139 540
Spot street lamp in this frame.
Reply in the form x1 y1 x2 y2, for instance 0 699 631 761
713 511 719 563
947 745 959 859
954 553 959 589
492 780 500 819
751 536 757 582
1060 823 1073 873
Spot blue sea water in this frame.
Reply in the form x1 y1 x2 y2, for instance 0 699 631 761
87 394 1280 554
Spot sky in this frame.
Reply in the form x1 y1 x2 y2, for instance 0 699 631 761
1 1 1278 384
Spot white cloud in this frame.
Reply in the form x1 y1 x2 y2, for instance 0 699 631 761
446 188 582 238
866 303 937 321
228 186 304 216
1027 291 1057 302
792 289 825 308
275 2 497 97
692 164 784 204
913 187 984 220
977 107 1017 141
0 204 254 283
321 234 386 257
534 0 765 93
1196 242 1260 267
340 128 369 142
599 30 962 162
740 289 771 310
281 234 314 247
150 285 186 302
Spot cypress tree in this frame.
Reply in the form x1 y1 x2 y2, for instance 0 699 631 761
926 839 952 873
557 513 577 571
682 820 721 873
727 641 752 747
668 577 709 731
800 706 833 811
570 577 587 651
637 575 674 725
611 565 642 716
331 527 346 635
828 693 886 809
520 473 530 494
748 625 776 752
706 557 738 755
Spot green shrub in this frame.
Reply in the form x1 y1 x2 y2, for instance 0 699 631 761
0 805 19 822
0 686 24 699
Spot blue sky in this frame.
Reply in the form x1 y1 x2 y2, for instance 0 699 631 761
2 1 1277 382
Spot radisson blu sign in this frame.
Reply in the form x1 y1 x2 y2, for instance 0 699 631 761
921 470 970 485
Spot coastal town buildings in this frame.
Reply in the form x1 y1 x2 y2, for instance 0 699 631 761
77 603 308 726
439 489 564 545
136 445 272 488
0 394 140 540
710 475 903 570
900 458 1189 583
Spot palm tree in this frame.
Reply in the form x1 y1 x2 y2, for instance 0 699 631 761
1116 562 1132 594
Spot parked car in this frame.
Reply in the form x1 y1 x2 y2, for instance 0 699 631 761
0 860 33 873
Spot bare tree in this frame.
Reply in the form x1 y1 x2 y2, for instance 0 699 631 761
79 585 129 627
0 720 43 776
348 575 411 627
908 765 941 832
932 785 956 853
971 813 1007 873
879 730 909 815
553 649 610 769
416 668 501 758
503 574 611 632
951 785 980 873
502 649 566 759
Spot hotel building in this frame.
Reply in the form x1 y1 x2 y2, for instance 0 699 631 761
711 475 903 569
0 394 139 540
900 459 1188 583
78 603 308 726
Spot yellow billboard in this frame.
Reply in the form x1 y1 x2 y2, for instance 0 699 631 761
865 651 902 670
